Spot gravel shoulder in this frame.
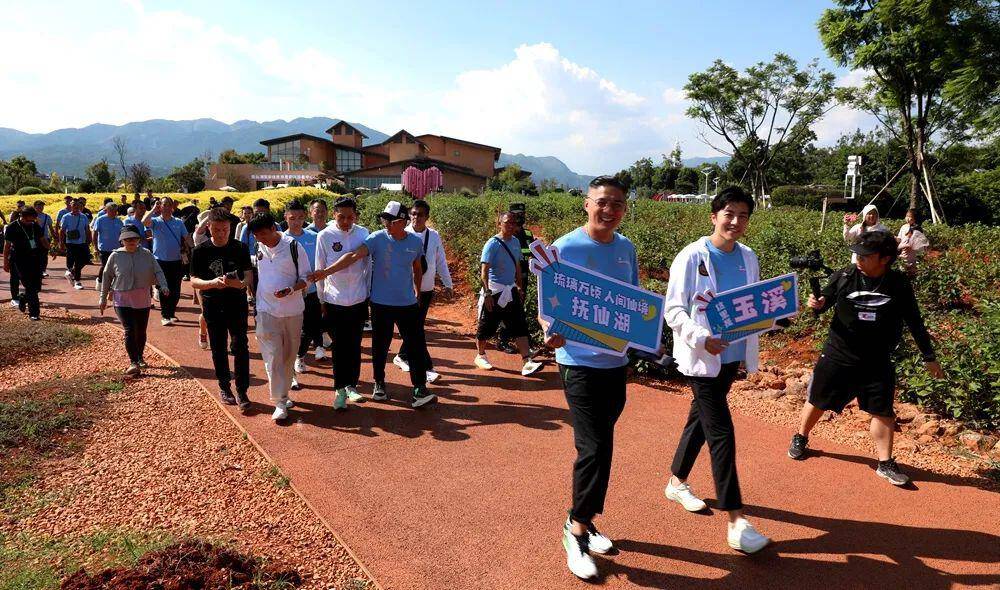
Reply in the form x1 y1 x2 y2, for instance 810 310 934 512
0 307 376 589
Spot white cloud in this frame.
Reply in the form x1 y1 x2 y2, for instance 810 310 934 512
662 87 688 106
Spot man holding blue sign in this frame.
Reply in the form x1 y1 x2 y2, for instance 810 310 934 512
538 175 639 581
663 186 771 554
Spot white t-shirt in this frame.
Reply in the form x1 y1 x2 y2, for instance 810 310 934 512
406 225 453 293
315 224 370 306
254 234 311 317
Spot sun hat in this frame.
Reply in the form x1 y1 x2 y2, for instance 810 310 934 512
119 227 142 241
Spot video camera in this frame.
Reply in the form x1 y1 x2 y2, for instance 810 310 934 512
789 249 834 300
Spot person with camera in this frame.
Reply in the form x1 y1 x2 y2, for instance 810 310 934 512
53 197 92 291
391 199 453 384
143 197 188 326
190 208 254 410
312 196 370 408
249 213 311 421
788 230 944 486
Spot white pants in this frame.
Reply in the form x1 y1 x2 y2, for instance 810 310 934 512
256 312 304 405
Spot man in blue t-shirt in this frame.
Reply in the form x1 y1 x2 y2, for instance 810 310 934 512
54 198 92 290
473 211 542 377
309 200 435 409
539 176 634 580
32 200 53 277
143 197 188 325
93 202 124 289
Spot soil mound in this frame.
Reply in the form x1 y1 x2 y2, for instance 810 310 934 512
61 541 302 590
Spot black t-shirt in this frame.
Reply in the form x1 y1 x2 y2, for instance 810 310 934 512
4 221 45 261
117 203 130 216
819 266 935 365
190 239 253 307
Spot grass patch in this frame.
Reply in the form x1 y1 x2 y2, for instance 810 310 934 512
263 465 291 490
0 308 90 367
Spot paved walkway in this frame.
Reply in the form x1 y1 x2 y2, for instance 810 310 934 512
7 266 1000 589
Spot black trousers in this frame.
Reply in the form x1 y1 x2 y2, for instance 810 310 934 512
204 299 250 394
560 363 627 525
156 259 184 319
114 306 150 363
298 292 323 358
40 248 49 274
13 257 41 317
9 259 20 300
371 302 426 388
98 250 113 282
65 243 89 281
397 290 434 370
325 300 367 389
670 362 743 511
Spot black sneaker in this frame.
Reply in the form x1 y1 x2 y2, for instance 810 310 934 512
788 434 808 460
219 389 237 405
137 358 148 369
235 391 251 411
876 458 910 486
411 386 437 408
372 382 388 401
497 341 517 354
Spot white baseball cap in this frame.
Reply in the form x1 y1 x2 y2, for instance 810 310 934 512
379 200 408 221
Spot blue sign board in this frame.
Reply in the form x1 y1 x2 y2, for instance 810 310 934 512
704 272 800 343
530 240 665 356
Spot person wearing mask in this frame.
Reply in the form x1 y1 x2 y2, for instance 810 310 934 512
843 204 888 263
896 208 929 277
539 177 636 580
249 214 311 421
54 198 92 290
3 206 48 320
310 197 369 408
662 186 771 555
311 200 436 408
190 208 254 410
33 201 53 278
473 211 543 377
788 230 944 485
392 199 453 384
92 202 124 290
98 227 169 376
283 201 323 383
142 197 188 325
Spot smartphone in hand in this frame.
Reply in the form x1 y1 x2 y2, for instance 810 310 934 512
274 287 293 298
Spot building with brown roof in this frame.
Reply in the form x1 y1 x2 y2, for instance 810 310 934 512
206 121 518 193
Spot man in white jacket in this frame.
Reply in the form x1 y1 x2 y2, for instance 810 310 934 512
662 186 770 554
392 199 453 384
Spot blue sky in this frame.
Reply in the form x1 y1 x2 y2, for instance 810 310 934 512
1 0 870 174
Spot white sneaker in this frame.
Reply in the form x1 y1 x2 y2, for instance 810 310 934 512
284 396 296 408
727 518 771 554
73 282 84 290
521 359 543 376
314 347 326 361
9 300 19 308
393 355 410 372
294 357 306 373
64 270 73 283
665 480 708 512
322 333 332 348
567 518 614 555
167 318 178 326
474 354 493 370
161 318 171 326
345 385 365 403
95 278 101 289
290 377 301 391
363 320 372 332
562 523 598 580
426 370 440 384
271 402 288 421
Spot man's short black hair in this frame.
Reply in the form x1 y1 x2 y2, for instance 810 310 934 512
588 175 628 194
711 186 755 215
207 207 232 224
333 196 357 211
286 200 305 212
33 200 45 207
103 198 114 205
253 198 270 209
411 199 430 215
19 205 37 218
310 198 328 209
247 212 276 233
72 198 85 206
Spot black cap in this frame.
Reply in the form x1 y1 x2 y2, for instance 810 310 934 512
849 230 897 258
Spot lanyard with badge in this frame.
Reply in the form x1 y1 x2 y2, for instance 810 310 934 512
21 223 38 250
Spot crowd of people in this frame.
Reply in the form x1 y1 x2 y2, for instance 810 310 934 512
1 182 944 580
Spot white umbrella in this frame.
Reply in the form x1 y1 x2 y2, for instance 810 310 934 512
219 185 237 192
261 186 275 190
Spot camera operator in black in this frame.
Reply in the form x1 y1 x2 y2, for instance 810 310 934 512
496 204 534 354
787 230 944 486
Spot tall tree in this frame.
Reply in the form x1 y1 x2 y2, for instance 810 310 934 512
85 158 117 192
112 135 129 182
819 0 1000 216
169 159 206 193
684 53 838 196
129 161 152 194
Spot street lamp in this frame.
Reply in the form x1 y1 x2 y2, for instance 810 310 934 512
701 168 712 195
713 177 720 195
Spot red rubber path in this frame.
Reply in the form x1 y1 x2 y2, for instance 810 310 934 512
8 266 1000 589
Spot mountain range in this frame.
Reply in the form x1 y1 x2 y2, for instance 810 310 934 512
0 117 727 190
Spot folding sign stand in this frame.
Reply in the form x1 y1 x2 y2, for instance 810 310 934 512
819 155 861 234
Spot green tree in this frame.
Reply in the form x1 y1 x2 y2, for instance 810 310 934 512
684 53 838 196
627 157 656 189
129 162 152 194
85 158 117 192
169 159 206 193
488 164 536 194
819 0 1000 215
218 149 267 165
0 156 40 194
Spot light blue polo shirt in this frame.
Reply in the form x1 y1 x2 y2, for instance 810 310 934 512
286 228 318 294
93 215 124 252
480 235 522 286
56 207 71 226
706 238 748 364
364 230 422 306
552 227 640 369
36 212 53 240
239 224 257 256
149 216 187 262
61 213 89 245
